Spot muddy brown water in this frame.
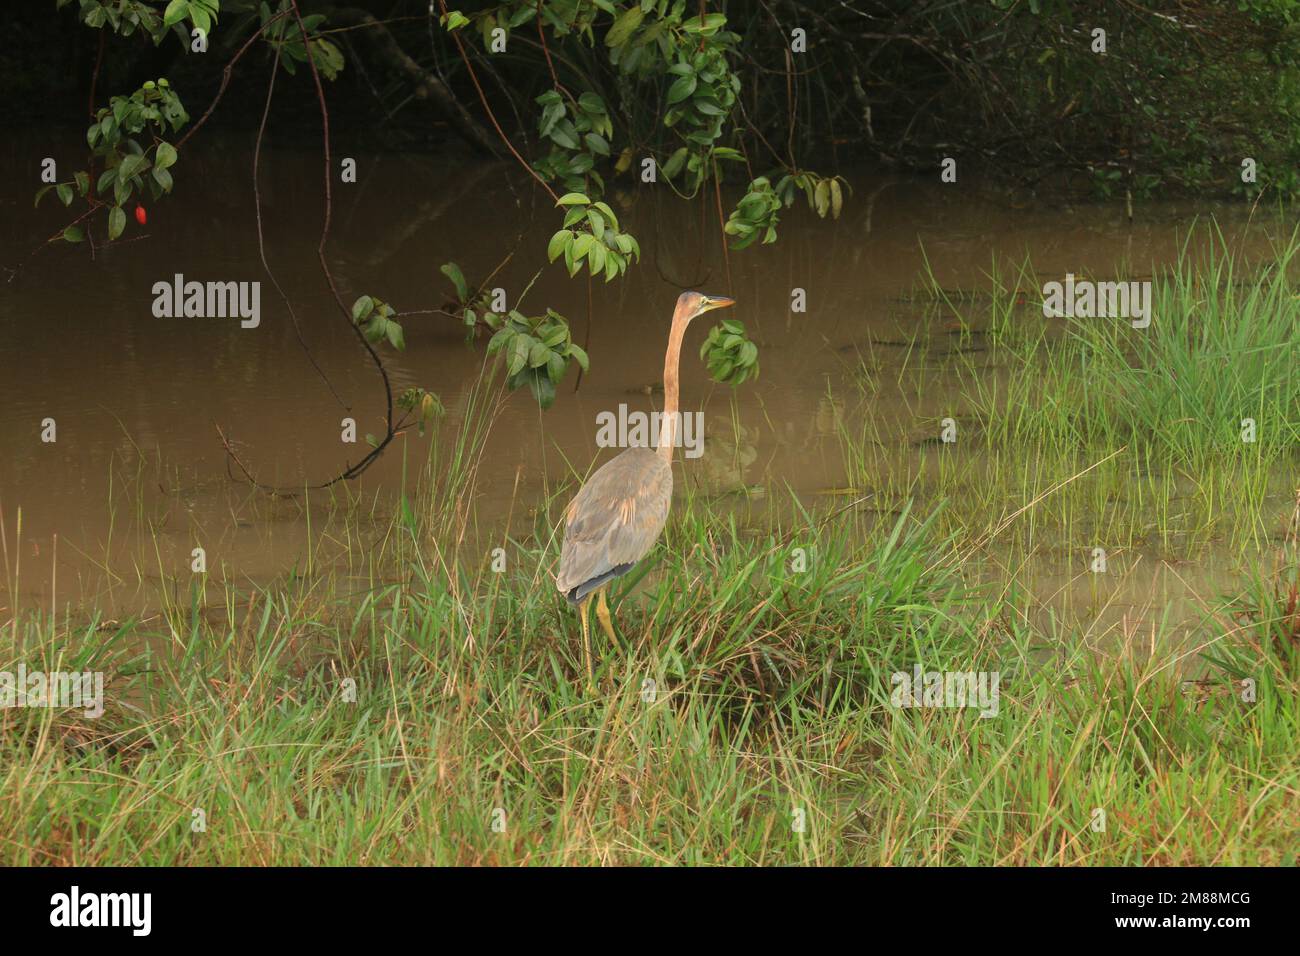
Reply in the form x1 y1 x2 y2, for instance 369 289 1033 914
0 132 1291 642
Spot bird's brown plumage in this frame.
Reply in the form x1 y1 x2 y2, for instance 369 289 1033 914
555 291 733 626
555 446 673 603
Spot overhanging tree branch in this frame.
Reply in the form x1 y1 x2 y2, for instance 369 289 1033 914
330 7 501 156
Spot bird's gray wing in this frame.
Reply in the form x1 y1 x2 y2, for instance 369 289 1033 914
555 447 672 601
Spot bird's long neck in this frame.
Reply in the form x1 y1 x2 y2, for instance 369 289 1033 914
658 310 689 464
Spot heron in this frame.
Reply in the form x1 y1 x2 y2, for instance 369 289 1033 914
555 290 736 678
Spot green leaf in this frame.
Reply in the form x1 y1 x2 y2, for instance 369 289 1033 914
507 5 536 28
152 166 173 192
62 225 85 243
34 185 55 208
547 230 571 262
117 153 147 183
310 38 345 81
682 13 727 35
555 192 590 207
549 121 579 150
563 235 577 275
539 100 564 137
385 321 405 351
74 171 90 197
528 341 549 368
108 205 126 240
155 141 178 170
605 6 644 47
351 295 375 321
666 75 697 105
592 201 620 231
439 263 469 301
162 0 189 29
569 343 589 372
529 373 557 409
545 352 566 384
507 336 529 376
662 147 688 179
56 184 74 207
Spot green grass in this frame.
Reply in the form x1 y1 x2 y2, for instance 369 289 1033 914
2 473 1297 864
842 227 1300 561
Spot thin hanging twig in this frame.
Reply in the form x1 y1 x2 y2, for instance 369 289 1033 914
252 53 348 411
216 1 413 494
436 0 559 202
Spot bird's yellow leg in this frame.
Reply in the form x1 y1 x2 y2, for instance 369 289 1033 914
579 595 594 681
595 587 616 643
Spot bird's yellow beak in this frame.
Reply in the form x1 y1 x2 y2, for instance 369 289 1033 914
700 295 736 313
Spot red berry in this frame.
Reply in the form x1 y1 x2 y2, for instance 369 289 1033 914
135 205 147 225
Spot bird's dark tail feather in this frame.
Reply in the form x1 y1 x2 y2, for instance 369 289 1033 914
565 563 635 605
